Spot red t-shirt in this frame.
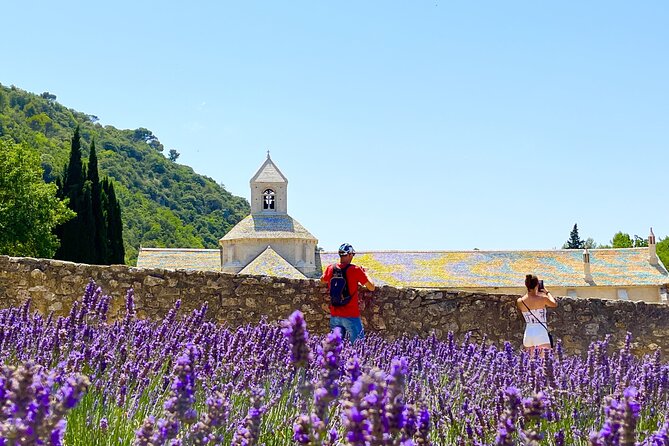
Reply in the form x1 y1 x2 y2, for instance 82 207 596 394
322 263 371 318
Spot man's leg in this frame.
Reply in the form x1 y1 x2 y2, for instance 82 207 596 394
346 317 364 344
329 316 348 342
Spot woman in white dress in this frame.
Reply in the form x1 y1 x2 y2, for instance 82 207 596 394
517 274 557 351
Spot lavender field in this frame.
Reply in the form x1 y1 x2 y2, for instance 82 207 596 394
0 281 667 445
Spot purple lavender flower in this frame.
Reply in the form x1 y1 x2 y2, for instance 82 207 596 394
415 404 431 445
282 310 312 369
293 413 317 444
554 429 565 446
495 387 522 446
343 405 371 445
187 390 230 445
385 356 408 437
133 415 157 446
620 387 640 446
50 419 66 446
164 343 198 424
591 396 623 446
231 388 265 446
313 328 343 420
0 363 88 445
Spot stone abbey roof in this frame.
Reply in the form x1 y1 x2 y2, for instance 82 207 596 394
136 248 220 271
219 214 317 242
135 247 667 289
238 246 305 279
319 248 669 288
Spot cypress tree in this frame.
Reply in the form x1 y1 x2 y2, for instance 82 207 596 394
63 126 84 198
54 127 85 261
78 181 96 264
104 178 125 264
55 127 125 265
565 223 584 249
88 140 107 264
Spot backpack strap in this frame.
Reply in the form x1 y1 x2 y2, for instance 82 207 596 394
333 263 352 274
336 263 352 293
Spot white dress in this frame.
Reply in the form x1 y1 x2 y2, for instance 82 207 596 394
522 308 550 347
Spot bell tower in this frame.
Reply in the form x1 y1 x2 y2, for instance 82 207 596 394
249 151 288 215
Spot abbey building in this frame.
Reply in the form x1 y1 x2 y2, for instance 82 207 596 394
138 154 318 280
137 156 669 303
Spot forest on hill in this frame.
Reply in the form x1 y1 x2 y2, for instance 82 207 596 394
0 84 250 264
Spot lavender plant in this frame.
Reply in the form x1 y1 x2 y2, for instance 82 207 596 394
0 282 668 445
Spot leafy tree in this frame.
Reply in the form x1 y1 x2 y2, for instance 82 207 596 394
583 238 598 249
0 83 250 264
611 232 633 248
132 127 154 142
0 140 74 257
40 92 56 101
168 149 180 162
563 223 584 249
633 235 648 248
40 153 56 182
657 237 669 268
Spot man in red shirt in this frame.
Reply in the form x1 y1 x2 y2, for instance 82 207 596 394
321 243 375 344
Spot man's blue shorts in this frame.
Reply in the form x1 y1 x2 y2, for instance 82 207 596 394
330 316 364 344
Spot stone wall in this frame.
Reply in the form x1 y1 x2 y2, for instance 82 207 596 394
0 256 666 355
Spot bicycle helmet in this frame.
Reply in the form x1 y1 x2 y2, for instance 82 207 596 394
338 243 355 256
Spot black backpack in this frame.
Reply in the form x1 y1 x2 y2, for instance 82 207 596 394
329 264 352 306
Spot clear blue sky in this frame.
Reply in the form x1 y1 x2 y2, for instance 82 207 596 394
3 1 667 251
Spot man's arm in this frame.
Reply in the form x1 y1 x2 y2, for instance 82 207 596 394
356 266 375 291
321 264 331 283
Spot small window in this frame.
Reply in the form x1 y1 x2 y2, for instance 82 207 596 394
567 289 577 298
617 289 629 300
263 189 275 210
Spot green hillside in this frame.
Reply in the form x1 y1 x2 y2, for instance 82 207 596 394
0 84 249 264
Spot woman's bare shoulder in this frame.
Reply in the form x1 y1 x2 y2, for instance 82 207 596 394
517 295 528 308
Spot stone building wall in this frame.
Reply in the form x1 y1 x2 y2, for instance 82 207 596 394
0 256 665 355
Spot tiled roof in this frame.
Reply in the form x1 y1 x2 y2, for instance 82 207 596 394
220 214 317 241
251 157 287 183
318 249 669 288
239 246 306 279
136 248 220 271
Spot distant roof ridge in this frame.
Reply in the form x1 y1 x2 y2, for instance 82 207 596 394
139 247 220 252
321 247 650 254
